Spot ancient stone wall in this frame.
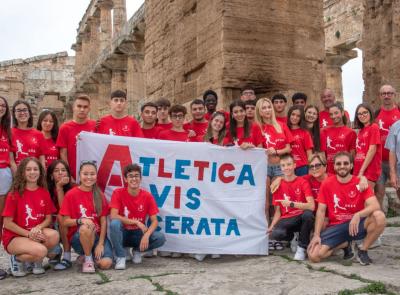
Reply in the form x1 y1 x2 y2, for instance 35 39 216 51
361 0 400 108
145 0 326 109
0 52 75 121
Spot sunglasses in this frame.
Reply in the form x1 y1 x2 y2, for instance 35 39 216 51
308 163 324 170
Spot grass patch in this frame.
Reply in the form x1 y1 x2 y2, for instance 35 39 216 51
95 270 111 285
338 281 395 295
130 273 179 294
386 207 399 218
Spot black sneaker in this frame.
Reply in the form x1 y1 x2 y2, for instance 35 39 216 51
343 242 354 260
357 249 371 265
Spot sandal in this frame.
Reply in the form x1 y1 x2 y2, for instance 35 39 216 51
274 241 284 251
54 259 72 271
0 269 7 280
269 241 276 251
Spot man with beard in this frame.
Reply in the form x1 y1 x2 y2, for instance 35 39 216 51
184 99 208 142
308 152 386 265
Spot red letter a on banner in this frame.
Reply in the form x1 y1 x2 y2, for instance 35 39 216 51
97 144 133 191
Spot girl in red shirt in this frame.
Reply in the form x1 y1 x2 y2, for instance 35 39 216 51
60 161 112 273
204 111 229 146
225 100 262 148
353 103 382 189
11 100 45 167
320 102 356 174
2 157 59 277
255 97 292 221
46 160 74 270
304 105 321 152
37 109 60 168
287 105 314 176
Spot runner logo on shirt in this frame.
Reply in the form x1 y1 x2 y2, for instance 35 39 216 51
25 204 38 226
333 194 346 213
264 134 276 147
356 138 361 150
79 204 89 218
322 118 328 128
124 206 130 218
378 119 389 132
283 193 290 212
16 140 29 158
109 129 116 136
326 137 336 150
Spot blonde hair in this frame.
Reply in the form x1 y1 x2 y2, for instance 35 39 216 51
255 97 282 133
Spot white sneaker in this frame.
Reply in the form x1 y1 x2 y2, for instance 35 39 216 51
211 254 221 259
193 254 207 261
132 251 142 264
294 246 306 261
290 233 299 253
10 255 26 277
125 247 132 261
171 252 182 258
115 257 126 270
158 251 172 257
33 261 45 275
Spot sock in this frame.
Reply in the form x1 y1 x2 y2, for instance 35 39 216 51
63 251 71 261
85 255 93 262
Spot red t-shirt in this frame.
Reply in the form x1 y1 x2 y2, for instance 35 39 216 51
56 120 96 179
158 129 190 142
319 110 351 129
42 137 59 168
272 177 312 219
290 128 314 168
142 126 163 139
156 122 173 130
317 175 374 226
2 188 56 250
204 111 230 123
260 122 293 150
184 120 208 142
11 128 45 165
276 116 287 125
109 188 159 230
353 123 382 181
0 128 10 168
375 107 400 161
59 186 109 241
224 123 263 146
320 126 356 173
96 115 143 138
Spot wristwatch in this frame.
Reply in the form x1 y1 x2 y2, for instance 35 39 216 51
76 218 83 225
289 202 295 208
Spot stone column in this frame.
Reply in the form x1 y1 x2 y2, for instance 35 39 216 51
112 0 127 36
127 55 144 115
87 16 100 62
72 43 83 79
97 0 113 51
325 49 357 103
81 31 91 70
111 70 127 93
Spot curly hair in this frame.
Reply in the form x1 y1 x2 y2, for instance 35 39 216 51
12 157 46 196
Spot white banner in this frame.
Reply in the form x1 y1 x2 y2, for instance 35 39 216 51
77 132 268 255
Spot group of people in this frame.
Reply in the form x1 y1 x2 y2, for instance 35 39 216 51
0 83 399 278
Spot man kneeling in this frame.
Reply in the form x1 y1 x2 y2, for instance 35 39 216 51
308 152 386 265
109 164 166 270
268 153 315 260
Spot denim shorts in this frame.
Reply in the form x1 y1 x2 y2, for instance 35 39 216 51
70 230 113 259
267 164 283 178
321 218 367 249
0 167 12 195
377 161 390 185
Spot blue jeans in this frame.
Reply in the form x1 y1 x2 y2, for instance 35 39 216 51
70 230 113 259
109 219 166 258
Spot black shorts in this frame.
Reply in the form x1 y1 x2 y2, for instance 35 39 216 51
321 218 367 249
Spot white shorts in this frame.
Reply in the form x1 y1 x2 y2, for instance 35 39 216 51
0 167 12 195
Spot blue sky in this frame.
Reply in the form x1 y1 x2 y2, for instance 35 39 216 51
0 0 363 114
